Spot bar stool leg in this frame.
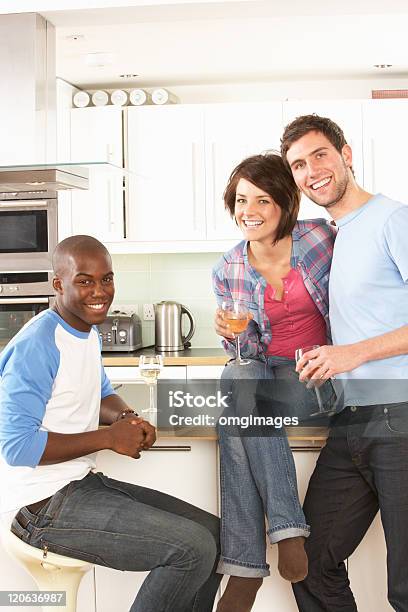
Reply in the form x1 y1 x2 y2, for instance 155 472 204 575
24 560 92 612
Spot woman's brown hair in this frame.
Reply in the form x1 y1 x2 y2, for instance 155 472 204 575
224 152 300 243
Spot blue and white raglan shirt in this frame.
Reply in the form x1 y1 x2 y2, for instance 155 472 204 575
0 309 114 525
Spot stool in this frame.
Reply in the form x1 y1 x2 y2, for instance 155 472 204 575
0 525 93 612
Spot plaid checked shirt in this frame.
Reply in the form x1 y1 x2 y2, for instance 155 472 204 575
212 219 336 360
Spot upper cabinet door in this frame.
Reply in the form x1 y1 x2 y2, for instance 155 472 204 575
126 105 206 242
70 107 124 242
362 100 408 203
204 103 283 240
283 101 363 220
71 106 123 165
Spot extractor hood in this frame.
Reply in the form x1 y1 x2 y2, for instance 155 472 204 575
0 162 130 196
0 163 89 193
0 15 127 198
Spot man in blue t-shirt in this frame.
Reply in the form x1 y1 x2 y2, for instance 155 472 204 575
0 235 220 612
281 115 408 611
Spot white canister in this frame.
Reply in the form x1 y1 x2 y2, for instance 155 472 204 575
73 91 90 108
151 88 179 105
92 90 109 106
111 89 129 106
129 88 149 106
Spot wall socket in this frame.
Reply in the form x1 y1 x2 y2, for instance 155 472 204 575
110 304 138 315
143 303 155 321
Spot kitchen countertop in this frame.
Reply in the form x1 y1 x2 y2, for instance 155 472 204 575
103 347 329 445
156 425 328 448
103 347 228 366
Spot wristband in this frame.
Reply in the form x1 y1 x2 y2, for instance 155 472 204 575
115 409 138 422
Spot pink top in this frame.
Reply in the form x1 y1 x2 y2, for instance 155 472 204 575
264 267 327 359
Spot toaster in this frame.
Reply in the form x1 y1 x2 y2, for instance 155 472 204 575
99 311 143 351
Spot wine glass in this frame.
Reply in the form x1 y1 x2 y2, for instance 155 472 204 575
138 355 164 425
221 300 252 366
295 345 335 417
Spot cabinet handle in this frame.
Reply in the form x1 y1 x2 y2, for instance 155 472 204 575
211 142 217 230
370 138 376 193
108 179 115 229
191 142 198 231
148 445 191 451
291 446 323 452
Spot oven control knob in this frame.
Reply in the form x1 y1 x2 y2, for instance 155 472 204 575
0 285 3 294
9 286 19 293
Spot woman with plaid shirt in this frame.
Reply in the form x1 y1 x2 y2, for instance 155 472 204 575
212 153 336 612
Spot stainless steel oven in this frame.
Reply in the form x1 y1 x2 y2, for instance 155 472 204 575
0 271 54 353
0 191 57 272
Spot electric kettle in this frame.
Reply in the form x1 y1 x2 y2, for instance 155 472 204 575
154 301 196 351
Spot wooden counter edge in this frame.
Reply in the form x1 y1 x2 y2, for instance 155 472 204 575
103 356 228 366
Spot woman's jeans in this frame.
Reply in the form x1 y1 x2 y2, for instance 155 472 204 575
217 356 331 578
10 471 221 612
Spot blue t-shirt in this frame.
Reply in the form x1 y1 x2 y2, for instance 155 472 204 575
0 309 114 515
329 194 408 406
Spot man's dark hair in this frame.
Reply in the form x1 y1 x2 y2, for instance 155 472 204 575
224 152 300 243
280 114 348 167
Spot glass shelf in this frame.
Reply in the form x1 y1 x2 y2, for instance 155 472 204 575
0 162 133 194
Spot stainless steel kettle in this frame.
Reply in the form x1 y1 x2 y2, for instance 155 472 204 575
154 301 196 351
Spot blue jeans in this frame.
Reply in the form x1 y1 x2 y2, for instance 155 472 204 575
11 471 221 612
217 357 328 578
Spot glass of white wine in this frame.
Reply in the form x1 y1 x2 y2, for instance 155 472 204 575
221 300 252 366
138 355 164 424
295 345 336 417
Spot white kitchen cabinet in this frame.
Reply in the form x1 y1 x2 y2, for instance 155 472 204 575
186 365 225 379
93 438 218 612
65 106 125 242
126 105 207 242
126 102 285 246
224 451 318 612
204 102 283 240
282 100 364 220
59 99 385 251
95 365 219 611
96 368 217 611
362 99 408 202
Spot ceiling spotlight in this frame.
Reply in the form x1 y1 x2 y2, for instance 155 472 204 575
119 74 139 78
374 64 392 69
66 34 84 41
85 52 115 68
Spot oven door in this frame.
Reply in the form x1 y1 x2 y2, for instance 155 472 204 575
0 297 51 353
0 199 57 272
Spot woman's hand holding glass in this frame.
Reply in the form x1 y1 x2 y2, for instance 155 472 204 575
220 300 253 366
214 308 236 340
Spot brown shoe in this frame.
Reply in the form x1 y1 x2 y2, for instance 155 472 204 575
277 536 308 583
216 576 263 612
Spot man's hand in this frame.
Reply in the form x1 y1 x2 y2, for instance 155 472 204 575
214 308 235 340
295 344 364 382
107 417 156 459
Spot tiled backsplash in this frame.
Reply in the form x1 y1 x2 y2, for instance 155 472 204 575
111 252 223 348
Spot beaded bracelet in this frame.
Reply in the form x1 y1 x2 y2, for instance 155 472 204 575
115 409 138 422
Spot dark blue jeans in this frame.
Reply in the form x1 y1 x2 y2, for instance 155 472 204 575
293 402 408 612
11 471 221 612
